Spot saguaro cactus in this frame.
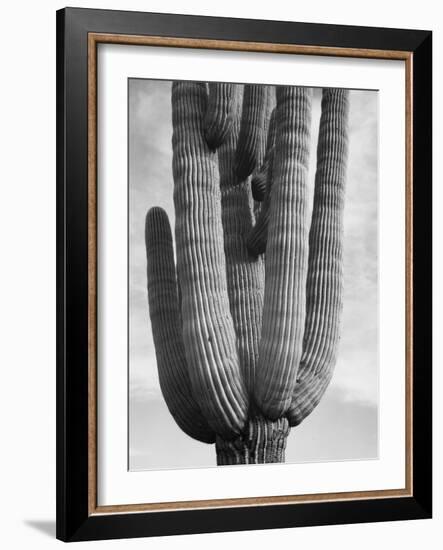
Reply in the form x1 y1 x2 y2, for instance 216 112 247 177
145 82 349 465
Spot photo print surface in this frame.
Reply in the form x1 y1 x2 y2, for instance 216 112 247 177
129 79 378 471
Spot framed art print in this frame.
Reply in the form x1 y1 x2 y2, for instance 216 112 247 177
56 7 432 542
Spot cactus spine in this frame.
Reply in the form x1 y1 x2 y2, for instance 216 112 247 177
145 82 349 464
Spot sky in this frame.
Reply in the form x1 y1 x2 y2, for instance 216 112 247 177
128 79 378 471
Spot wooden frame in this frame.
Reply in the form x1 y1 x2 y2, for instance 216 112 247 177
57 7 432 542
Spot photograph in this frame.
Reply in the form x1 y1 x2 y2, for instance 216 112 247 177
54 7 432 542
128 79 379 471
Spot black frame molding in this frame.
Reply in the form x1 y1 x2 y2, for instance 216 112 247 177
56 7 432 542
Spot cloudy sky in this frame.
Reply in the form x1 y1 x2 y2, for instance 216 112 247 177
128 79 378 471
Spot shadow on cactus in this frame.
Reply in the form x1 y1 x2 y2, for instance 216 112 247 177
145 81 349 465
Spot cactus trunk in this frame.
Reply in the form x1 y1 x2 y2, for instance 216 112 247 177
215 415 290 465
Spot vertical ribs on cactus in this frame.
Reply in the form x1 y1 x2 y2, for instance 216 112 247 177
145 82 350 464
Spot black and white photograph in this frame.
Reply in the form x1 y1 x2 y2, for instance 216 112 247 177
128 79 378 470
0 0 436 546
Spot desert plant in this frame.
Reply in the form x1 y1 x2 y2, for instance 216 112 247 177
145 81 349 465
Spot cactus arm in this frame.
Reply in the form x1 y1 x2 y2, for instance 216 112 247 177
217 85 265 393
234 84 267 181
287 369 334 427
257 86 276 167
145 207 215 443
262 106 277 163
251 108 277 203
172 81 248 438
204 83 236 150
254 87 313 420
246 148 274 256
245 189 271 257
287 88 350 427
251 170 267 202
247 108 277 255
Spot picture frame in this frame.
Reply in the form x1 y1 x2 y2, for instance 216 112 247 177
56 6 432 542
